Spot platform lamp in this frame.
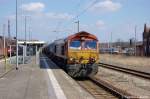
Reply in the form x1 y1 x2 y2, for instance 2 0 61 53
134 26 137 56
16 0 19 70
3 24 7 71
75 20 80 33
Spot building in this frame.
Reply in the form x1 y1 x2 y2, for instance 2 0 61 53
143 24 150 57
136 41 144 56
0 36 16 57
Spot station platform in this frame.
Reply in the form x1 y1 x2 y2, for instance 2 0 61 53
0 59 15 77
0 53 94 99
0 60 6 76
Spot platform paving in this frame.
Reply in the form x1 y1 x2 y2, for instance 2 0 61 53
0 57 50 99
40 54 95 99
0 61 6 75
0 53 95 99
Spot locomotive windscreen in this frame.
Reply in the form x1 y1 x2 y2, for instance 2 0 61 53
84 40 97 50
69 40 81 49
69 40 97 50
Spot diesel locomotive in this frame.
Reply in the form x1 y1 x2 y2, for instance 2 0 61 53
43 31 99 78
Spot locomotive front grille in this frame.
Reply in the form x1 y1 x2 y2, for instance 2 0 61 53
68 50 99 64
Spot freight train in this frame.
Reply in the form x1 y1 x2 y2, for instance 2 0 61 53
43 31 99 78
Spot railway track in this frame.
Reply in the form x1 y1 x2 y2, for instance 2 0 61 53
77 78 118 99
77 77 138 99
77 62 150 99
99 62 150 79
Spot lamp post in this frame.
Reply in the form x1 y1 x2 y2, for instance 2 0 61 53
111 32 112 54
3 24 7 71
25 16 27 54
3 24 6 55
16 0 18 70
110 32 113 65
75 20 79 33
23 16 27 64
135 26 137 56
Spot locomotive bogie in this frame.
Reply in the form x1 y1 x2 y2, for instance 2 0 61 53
66 63 98 78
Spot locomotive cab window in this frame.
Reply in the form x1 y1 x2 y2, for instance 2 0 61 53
69 40 81 49
84 40 97 50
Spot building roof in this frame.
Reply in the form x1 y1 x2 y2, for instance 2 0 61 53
18 40 45 45
53 39 65 44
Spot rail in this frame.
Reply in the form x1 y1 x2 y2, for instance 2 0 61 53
76 78 118 99
89 77 137 99
99 62 150 79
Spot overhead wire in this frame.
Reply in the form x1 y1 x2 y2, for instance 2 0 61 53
53 0 99 37
72 0 99 21
59 0 99 32
54 0 85 34
74 0 85 10
53 0 84 35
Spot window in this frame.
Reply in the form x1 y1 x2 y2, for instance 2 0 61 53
84 40 97 50
61 46 64 55
54 45 57 53
69 40 81 50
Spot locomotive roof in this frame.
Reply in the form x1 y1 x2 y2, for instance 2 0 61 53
53 39 65 44
66 31 98 41
51 31 98 45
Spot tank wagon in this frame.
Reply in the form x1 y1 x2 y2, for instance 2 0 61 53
43 31 99 78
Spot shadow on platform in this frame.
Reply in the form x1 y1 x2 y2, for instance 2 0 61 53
39 53 60 69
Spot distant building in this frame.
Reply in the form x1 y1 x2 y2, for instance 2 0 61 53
143 24 150 56
99 24 150 57
136 41 144 56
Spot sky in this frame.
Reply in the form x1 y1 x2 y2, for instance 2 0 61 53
0 0 150 43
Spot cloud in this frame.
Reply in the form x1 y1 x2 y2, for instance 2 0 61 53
90 0 122 13
8 2 74 41
96 20 105 27
21 2 45 12
20 2 73 20
45 13 73 20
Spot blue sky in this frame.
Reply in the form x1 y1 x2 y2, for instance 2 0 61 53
0 0 150 43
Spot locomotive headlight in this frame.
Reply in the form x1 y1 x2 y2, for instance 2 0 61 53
89 57 96 63
69 57 74 61
69 57 76 62
69 57 78 63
